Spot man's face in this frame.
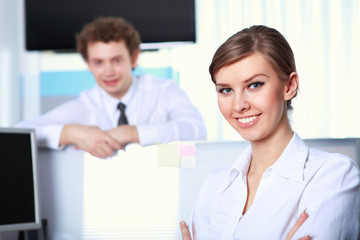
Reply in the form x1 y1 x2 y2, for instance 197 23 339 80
86 41 139 99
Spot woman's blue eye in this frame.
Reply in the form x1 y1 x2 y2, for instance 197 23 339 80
249 81 264 89
219 88 232 94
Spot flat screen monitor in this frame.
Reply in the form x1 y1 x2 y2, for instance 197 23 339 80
0 128 41 232
24 0 196 51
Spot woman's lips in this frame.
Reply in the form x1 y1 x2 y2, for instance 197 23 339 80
237 114 261 127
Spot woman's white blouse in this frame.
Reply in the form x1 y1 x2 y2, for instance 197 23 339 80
190 133 360 240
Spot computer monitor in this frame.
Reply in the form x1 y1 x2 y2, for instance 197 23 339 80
0 128 41 232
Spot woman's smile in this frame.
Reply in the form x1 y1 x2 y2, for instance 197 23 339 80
236 114 261 127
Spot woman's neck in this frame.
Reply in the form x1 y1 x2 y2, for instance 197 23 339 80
249 126 294 176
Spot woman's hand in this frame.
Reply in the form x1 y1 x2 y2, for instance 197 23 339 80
180 220 195 240
286 211 311 240
180 211 311 240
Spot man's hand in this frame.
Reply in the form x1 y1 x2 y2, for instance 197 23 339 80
105 125 140 145
60 124 122 158
180 211 311 240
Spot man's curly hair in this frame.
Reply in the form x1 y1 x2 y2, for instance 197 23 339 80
76 17 141 60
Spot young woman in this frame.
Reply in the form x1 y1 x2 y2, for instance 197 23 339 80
180 25 360 239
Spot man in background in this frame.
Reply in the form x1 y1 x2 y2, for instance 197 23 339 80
17 17 206 158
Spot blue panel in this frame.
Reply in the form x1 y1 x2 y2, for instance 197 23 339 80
40 71 95 96
40 67 178 97
133 67 179 83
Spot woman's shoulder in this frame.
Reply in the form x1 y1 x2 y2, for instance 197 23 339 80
197 166 234 196
305 147 360 191
307 147 359 171
207 166 233 180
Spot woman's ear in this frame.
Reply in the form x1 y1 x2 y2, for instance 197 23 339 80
284 72 299 101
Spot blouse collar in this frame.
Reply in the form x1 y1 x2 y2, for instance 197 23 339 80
226 132 309 191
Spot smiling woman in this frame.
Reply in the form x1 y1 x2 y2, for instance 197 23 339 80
181 25 360 240
215 52 295 142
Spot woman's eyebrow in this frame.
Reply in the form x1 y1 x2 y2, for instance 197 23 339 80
215 83 230 87
216 73 269 86
243 73 269 83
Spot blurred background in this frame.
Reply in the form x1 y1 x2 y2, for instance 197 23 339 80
1 0 360 141
1 1 360 239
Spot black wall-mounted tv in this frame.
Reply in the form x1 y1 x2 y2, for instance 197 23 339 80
25 0 196 51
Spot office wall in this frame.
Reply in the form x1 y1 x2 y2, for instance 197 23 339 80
0 0 41 127
0 0 21 127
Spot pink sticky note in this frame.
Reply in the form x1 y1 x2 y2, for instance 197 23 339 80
179 144 196 157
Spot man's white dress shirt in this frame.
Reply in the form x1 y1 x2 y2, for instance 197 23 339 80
17 74 207 149
190 133 360 240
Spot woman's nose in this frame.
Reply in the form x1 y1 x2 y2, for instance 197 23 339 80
233 92 250 112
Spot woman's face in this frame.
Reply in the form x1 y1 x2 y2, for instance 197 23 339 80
215 52 295 142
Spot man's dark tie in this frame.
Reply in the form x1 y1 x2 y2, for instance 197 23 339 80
117 102 128 125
